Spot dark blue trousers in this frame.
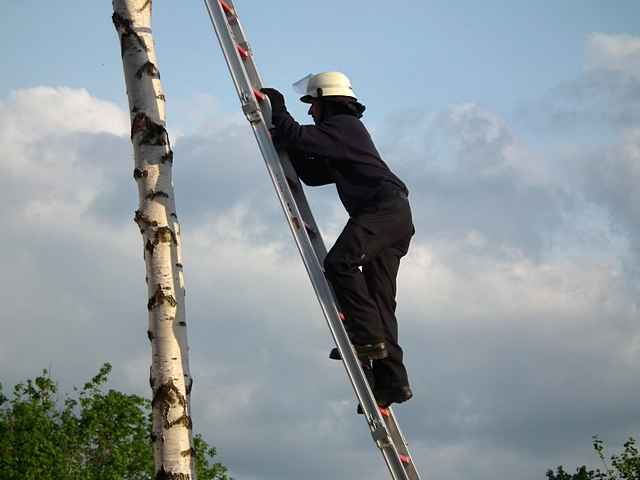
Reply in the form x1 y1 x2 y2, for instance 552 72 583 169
324 192 414 390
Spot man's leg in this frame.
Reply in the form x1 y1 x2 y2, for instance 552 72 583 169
363 239 412 398
325 197 413 363
324 219 388 345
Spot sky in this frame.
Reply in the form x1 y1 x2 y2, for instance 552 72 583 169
1 1 639 479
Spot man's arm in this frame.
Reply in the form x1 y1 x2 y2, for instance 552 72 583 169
288 149 334 186
261 88 345 159
272 111 345 159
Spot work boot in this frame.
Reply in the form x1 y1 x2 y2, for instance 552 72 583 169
357 386 413 414
329 342 388 361
362 360 375 387
329 347 341 360
355 342 388 360
374 386 413 408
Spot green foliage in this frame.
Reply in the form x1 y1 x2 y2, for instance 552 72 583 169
547 436 640 480
0 364 230 480
546 465 595 480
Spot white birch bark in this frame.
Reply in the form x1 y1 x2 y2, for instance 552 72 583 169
112 1 195 478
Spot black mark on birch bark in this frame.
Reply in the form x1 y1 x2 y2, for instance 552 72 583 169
145 190 170 200
134 210 158 233
151 380 192 430
155 466 190 480
168 414 192 430
147 285 177 311
112 13 147 56
145 239 154 257
157 226 177 244
146 226 178 257
131 112 169 147
180 447 195 458
133 168 148 179
138 0 152 14
136 61 160 79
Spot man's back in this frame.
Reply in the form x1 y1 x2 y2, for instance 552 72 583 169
274 112 408 216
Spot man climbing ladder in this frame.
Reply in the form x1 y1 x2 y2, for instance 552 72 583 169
205 1 421 477
262 72 415 408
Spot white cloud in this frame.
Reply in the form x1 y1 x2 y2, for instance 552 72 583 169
1 87 134 229
0 86 128 144
517 33 640 135
382 101 571 259
575 127 640 282
586 33 640 77
1 82 639 480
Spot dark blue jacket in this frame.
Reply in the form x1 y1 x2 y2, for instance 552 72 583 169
271 110 408 217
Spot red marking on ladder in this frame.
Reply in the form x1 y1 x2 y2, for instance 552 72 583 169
220 0 235 15
292 217 301 229
254 89 266 101
338 312 346 321
237 45 249 60
379 407 390 417
399 454 411 464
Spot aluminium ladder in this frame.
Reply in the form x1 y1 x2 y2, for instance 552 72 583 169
204 2 421 479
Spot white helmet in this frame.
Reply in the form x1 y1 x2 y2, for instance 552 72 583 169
294 71 357 103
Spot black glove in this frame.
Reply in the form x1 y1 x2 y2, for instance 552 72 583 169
260 88 286 115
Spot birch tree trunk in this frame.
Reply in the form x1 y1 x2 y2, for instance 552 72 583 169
112 1 195 478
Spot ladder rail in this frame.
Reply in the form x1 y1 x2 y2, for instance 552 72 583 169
203 2 420 478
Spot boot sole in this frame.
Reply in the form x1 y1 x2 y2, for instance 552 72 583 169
359 349 388 360
329 346 388 361
375 387 413 408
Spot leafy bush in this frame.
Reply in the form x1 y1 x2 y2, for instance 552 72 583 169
0 364 229 480
547 436 639 480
